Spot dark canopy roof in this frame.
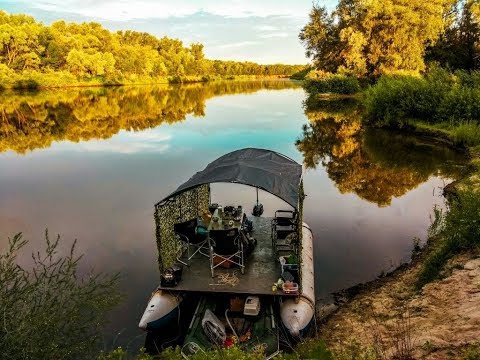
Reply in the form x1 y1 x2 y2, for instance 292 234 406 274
156 148 303 208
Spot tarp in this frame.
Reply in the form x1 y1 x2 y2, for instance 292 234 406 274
156 148 303 209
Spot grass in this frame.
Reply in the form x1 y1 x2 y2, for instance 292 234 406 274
452 122 480 147
412 120 480 148
462 343 480 360
416 189 480 288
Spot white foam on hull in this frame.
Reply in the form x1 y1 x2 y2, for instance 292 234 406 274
280 223 315 336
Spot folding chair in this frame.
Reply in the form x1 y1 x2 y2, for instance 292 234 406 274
209 228 245 277
174 218 209 266
271 210 298 258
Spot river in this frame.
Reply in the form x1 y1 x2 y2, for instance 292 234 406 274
0 80 467 350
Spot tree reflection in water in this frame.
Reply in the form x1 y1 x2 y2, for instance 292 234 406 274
0 80 300 154
296 98 467 206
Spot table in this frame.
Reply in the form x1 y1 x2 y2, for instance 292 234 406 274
208 205 244 231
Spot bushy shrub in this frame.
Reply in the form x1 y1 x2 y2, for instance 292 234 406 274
364 70 480 128
436 87 480 123
417 189 480 288
455 70 480 89
294 339 334 359
12 78 40 90
0 232 121 360
290 66 312 80
363 76 439 126
24 69 78 87
305 72 360 95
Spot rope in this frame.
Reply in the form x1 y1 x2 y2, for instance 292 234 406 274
215 271 239 287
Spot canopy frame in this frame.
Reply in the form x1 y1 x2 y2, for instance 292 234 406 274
155 148 303 210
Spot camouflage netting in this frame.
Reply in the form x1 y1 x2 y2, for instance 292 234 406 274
154 184 210 273
297 180 305 292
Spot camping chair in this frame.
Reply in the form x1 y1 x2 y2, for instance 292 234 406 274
209 228 245 277
272 210 298 240
272 210 298 258
174 218 209 266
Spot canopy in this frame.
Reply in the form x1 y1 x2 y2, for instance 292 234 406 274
156 148 303 209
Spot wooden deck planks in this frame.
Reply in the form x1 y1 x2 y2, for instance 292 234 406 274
159 217 291 296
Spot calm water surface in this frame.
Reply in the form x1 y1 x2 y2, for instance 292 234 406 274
0 81 467 348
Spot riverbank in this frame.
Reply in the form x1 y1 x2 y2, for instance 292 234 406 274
299 75 480 357
314 245 480 359
303 144 480 359
0 72 293 90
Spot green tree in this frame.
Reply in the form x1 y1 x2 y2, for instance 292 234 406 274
299 4 342 72
0 13 44 70
66 48 115 77
0 10 304 86
301 0 452 77
426 0 480 70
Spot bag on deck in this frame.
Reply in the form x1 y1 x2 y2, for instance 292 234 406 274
201 309 226 345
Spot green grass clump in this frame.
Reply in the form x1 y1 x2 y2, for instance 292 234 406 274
417 189 480 288
108 345 272 360
462 343 480 360
451 122 480 147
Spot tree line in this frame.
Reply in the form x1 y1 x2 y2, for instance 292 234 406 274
300 0 480 78
0 11 305 88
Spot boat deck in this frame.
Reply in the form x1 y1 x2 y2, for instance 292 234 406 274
159 217 292 296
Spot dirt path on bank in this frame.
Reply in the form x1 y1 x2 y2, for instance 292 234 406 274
318 251 480 359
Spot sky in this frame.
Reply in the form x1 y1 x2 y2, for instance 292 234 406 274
1 0 337 64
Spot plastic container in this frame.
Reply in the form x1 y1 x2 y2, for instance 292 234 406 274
243 296 260 316
282 281 299 294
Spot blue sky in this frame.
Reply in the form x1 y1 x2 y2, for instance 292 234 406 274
1 0 337 64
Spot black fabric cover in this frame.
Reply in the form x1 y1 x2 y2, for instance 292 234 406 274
158 148 302 209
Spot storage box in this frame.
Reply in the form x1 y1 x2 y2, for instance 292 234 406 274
230 297 245 312
282 281 299 294
243 296 260 316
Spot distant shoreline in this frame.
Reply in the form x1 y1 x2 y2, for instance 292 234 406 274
1 75 298 91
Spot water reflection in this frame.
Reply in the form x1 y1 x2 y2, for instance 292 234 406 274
0 83 469 350
0 80 300 154
296 99 467 206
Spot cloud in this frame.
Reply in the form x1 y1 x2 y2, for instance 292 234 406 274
55 130 172 154
78 141 170 154
259 32 289 39
255 25 279 32
24 0 315 21
216 41 260 49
